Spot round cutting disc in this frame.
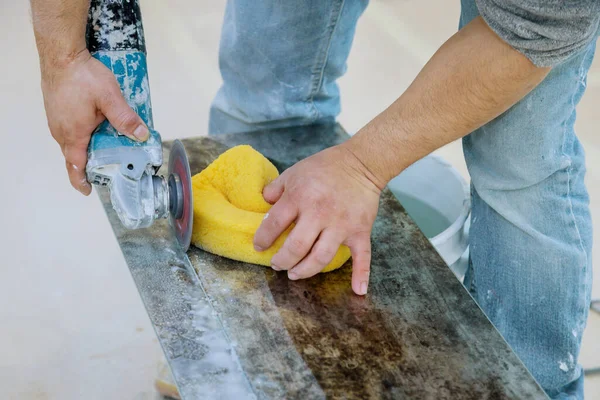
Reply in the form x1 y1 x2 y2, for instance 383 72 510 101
167 139 193 251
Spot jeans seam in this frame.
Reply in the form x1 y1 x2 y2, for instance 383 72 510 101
561 46 592 325
308 0 345 120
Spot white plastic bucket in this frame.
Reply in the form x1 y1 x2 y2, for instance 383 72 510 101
387 154 471 281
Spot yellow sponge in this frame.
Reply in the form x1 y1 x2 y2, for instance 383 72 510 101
191 145 350 272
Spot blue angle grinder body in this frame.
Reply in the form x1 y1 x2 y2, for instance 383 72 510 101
85 0 193 251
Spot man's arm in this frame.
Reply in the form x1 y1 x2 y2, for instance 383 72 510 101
348 0 600 186
344 16 550 188
253 9 597 295
31 0 89 73
30 0 149 195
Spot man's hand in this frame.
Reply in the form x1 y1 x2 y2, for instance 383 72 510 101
253 145 382 296
40 50 149 195
30 0 149 195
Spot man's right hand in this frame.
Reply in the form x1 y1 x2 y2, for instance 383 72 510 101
40 50 149 195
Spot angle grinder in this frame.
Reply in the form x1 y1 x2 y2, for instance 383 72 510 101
84 0 193 250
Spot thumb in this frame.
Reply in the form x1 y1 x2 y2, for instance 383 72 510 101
263 175 285 204
97 84 149 141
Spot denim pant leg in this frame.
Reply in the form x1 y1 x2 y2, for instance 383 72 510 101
208 0 369 135
460 1 596 398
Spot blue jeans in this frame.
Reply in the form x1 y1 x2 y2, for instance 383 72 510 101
209 1 596 398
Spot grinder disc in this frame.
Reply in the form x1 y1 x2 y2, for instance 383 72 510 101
167 139 193 251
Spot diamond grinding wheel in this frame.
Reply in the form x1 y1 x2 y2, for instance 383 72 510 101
167 139 193 252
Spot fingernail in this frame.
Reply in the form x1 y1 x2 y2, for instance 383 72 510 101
288 271 298 280
254 244 265 251
78 182 91 196
360 281 368 295
133 124 149 140
271 263 280 271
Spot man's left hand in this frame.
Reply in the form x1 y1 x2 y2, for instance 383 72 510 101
253 144 382 295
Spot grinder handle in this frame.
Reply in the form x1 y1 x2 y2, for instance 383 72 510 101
85 0 163 182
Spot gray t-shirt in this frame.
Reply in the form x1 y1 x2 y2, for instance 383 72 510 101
476 0 600 67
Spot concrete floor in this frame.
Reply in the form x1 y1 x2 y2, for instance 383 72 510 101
0 0 599 398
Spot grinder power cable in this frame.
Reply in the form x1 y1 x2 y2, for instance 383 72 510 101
84 0 193 251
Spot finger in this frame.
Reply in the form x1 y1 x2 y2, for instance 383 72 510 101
271 218 322 271
64 142 91 196
253 195 297 251
287 229 343 280
263 175 285 204
96 82 149 141
347 233 372 295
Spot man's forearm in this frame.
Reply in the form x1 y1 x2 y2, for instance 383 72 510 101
347 16 550 188
30 0 90 72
